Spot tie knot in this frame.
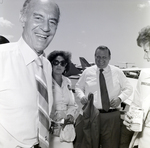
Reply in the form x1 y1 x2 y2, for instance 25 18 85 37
100 69 104 73
35 57 43 67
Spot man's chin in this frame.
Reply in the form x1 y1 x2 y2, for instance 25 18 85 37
34 46 46 55
98 65 106 69
147 59 150 62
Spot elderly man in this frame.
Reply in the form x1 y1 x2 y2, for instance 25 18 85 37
124 26 150 148
75 46 133 148
0 0 60 147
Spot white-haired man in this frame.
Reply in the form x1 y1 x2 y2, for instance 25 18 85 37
0 0 60 147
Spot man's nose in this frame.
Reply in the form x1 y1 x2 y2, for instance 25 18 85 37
41 20 51 32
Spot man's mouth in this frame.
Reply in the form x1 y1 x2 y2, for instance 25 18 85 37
35 33 49 39
99 62 105 65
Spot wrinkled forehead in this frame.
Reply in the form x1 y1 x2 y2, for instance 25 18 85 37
27 0 60 18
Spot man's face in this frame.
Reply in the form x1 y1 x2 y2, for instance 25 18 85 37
22 0 59 55
141 42 150 62
95 49 110 69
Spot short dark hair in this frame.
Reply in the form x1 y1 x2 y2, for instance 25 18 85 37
137 26 150 47
0 36 9 44
47 50 72 74
95 45 111 56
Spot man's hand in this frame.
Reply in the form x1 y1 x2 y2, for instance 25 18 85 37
110 97 121 108
123 112 133 131
81 96 88 105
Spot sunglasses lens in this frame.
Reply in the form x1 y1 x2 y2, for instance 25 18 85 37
53 60 59 66
60 61 66 67
52 60 66 67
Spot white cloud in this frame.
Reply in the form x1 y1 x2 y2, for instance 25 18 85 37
137 2 150 9
0 17 14 28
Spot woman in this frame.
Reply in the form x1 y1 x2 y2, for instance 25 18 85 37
123 26 150 148
48 50 78 148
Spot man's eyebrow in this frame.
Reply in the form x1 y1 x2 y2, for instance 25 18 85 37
33 12 58 23
33 13 43 17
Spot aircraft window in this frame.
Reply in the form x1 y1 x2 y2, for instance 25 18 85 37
123 71 141 79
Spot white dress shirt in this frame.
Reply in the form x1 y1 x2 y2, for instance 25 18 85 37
50 76 78 148
51 76 78 120
0 37 53 148
75 65 133 109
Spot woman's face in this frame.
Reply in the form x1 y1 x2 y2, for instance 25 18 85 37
52 56 67 75
141 42 150 62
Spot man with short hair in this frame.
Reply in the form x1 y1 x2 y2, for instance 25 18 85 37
75 46 133 148
0 0 60 147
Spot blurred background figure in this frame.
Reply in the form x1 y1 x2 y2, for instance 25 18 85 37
48 50 78 148
0 35 9 44
124 26 150 148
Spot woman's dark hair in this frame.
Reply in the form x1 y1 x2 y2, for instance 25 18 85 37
47 50 72 74
137 26 150 47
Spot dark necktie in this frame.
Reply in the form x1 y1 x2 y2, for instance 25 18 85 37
35 57 49 148
99 69 110 111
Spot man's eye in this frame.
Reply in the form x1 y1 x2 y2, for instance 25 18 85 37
103 57 107 59
49 20 57 25
34 16 42 21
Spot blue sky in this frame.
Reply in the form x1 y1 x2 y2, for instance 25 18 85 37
1 0 150 68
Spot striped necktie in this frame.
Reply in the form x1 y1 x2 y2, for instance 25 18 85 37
35 57 49 148
99 69 110 111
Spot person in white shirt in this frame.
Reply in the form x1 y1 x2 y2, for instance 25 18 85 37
0 0 60 147
75 45 133 148
48 50 78 148
124 26 150 148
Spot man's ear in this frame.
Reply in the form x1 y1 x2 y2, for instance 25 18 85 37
19 11 26 28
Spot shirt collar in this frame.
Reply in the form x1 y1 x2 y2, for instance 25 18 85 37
96 64 110 73
103 65 110 72
52 75 69 87
18 37 39 66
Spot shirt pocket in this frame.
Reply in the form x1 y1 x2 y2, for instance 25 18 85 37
0 81 18 107
86 77 97 93
0 81 17 91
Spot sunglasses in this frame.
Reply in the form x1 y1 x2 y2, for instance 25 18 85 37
52 60 67 67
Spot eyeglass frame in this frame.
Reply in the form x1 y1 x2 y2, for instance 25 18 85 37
52 59 67 67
